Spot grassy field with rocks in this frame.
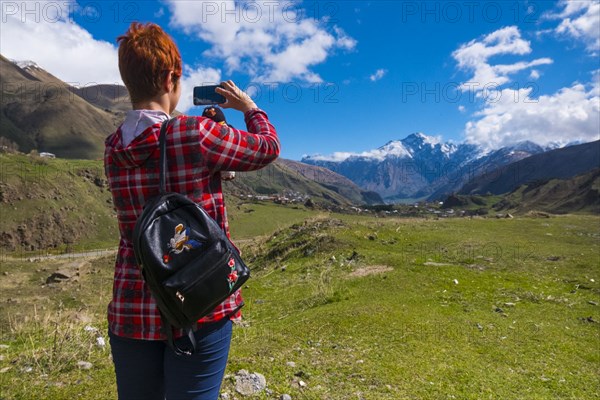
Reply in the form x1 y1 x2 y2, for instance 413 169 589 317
0 204 598 399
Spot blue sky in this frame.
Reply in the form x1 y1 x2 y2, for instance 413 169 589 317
1 1 599 160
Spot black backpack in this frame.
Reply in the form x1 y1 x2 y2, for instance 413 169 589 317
132 119 249 355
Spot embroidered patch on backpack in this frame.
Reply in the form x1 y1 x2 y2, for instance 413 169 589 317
227 257 238 290
163 224 201 264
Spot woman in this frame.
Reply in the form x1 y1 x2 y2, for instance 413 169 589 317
104 22 280 400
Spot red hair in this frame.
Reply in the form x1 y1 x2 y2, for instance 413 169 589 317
117 22 182 103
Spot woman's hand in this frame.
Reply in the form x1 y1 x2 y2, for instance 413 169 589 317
216 81 257 113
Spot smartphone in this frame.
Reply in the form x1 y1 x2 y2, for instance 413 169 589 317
193 85 226 106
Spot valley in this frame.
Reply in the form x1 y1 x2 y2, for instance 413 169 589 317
1 204 598 399
1 54 599 400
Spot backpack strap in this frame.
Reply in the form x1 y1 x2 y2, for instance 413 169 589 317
162 315 198 356
158 118 172 195
157 118 199 356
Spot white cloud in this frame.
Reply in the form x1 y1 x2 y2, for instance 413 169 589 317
308 140 413 162
0 0 122 85
1 2 220 114
154 7 165 18
452 26 553 91
464 72 600 150
529 70 540 80
165 0 356 83
547 0 600 52
455 26 599 150
458 105 466 113
369 69 387 82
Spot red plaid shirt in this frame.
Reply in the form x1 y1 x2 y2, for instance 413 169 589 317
104 109 279 340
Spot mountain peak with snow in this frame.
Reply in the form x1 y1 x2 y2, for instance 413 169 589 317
11 59 42 71
302 132 469 163
402 132 440 146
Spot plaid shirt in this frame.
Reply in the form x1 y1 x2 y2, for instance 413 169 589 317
104 109 279 340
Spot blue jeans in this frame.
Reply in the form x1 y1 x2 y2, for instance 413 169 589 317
109 319 232 400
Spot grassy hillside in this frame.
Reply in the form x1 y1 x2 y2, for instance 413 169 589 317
494 169 600 215
0 55 122 159
0 208 598 399
222 159 376 208
0 153 117 253
0 153 371 256
277 159 383 205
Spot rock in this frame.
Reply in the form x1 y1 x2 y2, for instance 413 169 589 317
46 271 72 284
220 393 230 400
233 319 250 328
453 279 459 285
76 361 93 370
546 256 561 261
235 370 266 396
286 361 296 368
0 344 9 350
588 301 598 306
280 395 292 400
294 371 310 378
504 302 516 307
423 262 452 267
298 380 307 388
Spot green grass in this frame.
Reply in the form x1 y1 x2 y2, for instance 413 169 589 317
227 202 319 240
0 154 118 254
227 214 600 399
1 207 598 399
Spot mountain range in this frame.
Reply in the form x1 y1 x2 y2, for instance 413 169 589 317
0 55 380 206
2 55 598 208
302 134 599 202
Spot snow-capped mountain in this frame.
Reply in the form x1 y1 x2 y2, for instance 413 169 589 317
10 59 42 70
301 133 548 202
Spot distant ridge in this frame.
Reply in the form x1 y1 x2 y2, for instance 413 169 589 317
70 84 131 113
458 140 600 196
276 159 383 205
494 168 600 214
223 158 383 206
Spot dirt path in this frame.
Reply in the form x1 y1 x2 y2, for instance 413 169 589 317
2 248 117 263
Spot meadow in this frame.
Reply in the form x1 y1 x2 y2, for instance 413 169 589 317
0 204 598 399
